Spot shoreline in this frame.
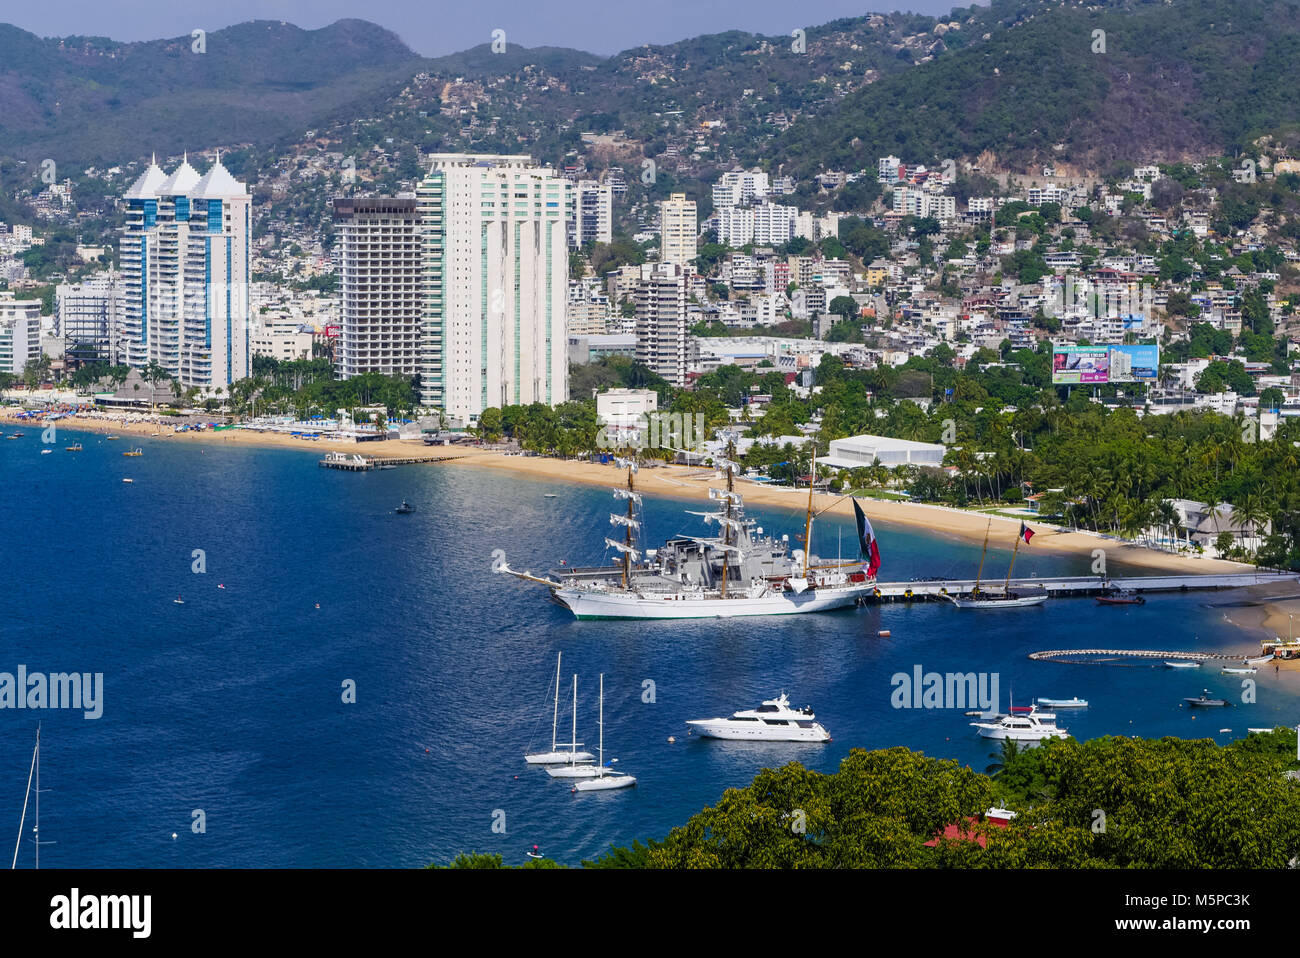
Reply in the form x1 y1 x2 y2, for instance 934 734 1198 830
5 407 1266 582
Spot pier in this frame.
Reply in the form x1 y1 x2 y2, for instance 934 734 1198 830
1028 649 1239 663
867 571 1298 602
318 454 464 471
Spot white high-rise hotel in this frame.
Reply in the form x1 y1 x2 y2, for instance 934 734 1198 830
338 155 572 421
418 154 571 420
120 154 251 390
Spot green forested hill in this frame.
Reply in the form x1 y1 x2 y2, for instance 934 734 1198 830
779 0 1300 175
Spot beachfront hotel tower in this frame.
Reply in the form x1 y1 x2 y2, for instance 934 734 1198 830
414 154 572 422
119 154 252 390
332 196 424 379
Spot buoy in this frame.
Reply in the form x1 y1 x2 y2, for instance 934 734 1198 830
171 833 178 840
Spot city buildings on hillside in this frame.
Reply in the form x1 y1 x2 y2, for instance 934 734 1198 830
659 193 698 266
634 262 690 387
572 180 613 246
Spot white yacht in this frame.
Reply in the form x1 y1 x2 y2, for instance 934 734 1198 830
524 652 595 766
572 674 636 792
686 693 831 742
971 706 1068 742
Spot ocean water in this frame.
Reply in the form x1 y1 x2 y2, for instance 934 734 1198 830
1 428 1296 868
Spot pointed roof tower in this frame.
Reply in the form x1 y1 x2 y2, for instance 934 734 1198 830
124 154 168 199
192 155 248 199
158 154 201 195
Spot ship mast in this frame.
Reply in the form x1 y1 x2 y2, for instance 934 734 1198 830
1003 526 1024 596
973 518 991 597
720 443 734 598
802 442 817 577
622 463 634 590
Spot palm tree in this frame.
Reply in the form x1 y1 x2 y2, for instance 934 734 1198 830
985 739 1022 776
1232 494 1270 552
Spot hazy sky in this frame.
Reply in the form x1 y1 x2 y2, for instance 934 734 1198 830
5 1 973 57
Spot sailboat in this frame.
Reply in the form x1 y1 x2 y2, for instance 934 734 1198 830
572 674 636 792
525 652 595 766
497 447 877 619
945 520 1047 608
11 725 54 869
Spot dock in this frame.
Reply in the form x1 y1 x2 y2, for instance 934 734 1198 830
868 571 1298 602
318 454 464 471
1028 649 1238 663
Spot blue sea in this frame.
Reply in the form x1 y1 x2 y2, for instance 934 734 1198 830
1 428 1296 867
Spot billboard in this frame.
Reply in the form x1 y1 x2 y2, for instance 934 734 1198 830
1052 344 1159 384
1110 344 1159 382
1052 346 1109 384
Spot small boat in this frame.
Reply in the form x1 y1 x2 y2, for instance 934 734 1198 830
123 448 143 457
6 433 23 439
1009 705 1035 714
106 435 120 440
526 846 545 860
543 494 558 499
122 478 133 483
1184 690 1228 707
1222 666 1256 675
946 520 1046 608
947 589 1047 608
524 653 595 766
173 597 184 605
395 500 415 514
1036 697 1089 709
40 449 52 455
971 705 1067 742
570 674 635 792
1096 590 1145 605
1165 660 1201 669
65 443 82 452
686 692 831 742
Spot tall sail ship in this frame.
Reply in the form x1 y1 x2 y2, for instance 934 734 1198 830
945 520 1047 608
496 450 881 620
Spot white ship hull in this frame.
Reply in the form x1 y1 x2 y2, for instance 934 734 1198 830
572 773 636 791
546 763 602 778
553 583 873 620
524 750 595 765
974 726 1068 742
686 720 830 742
949 593 1047 609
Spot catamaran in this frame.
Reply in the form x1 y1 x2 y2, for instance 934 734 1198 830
944 520 1047 608
524 652 595 766
572 674 636 792
496 449 881 619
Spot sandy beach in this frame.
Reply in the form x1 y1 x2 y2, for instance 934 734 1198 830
4 407 1266 580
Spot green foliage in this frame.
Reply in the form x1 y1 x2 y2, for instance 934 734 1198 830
594 732 1300 868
